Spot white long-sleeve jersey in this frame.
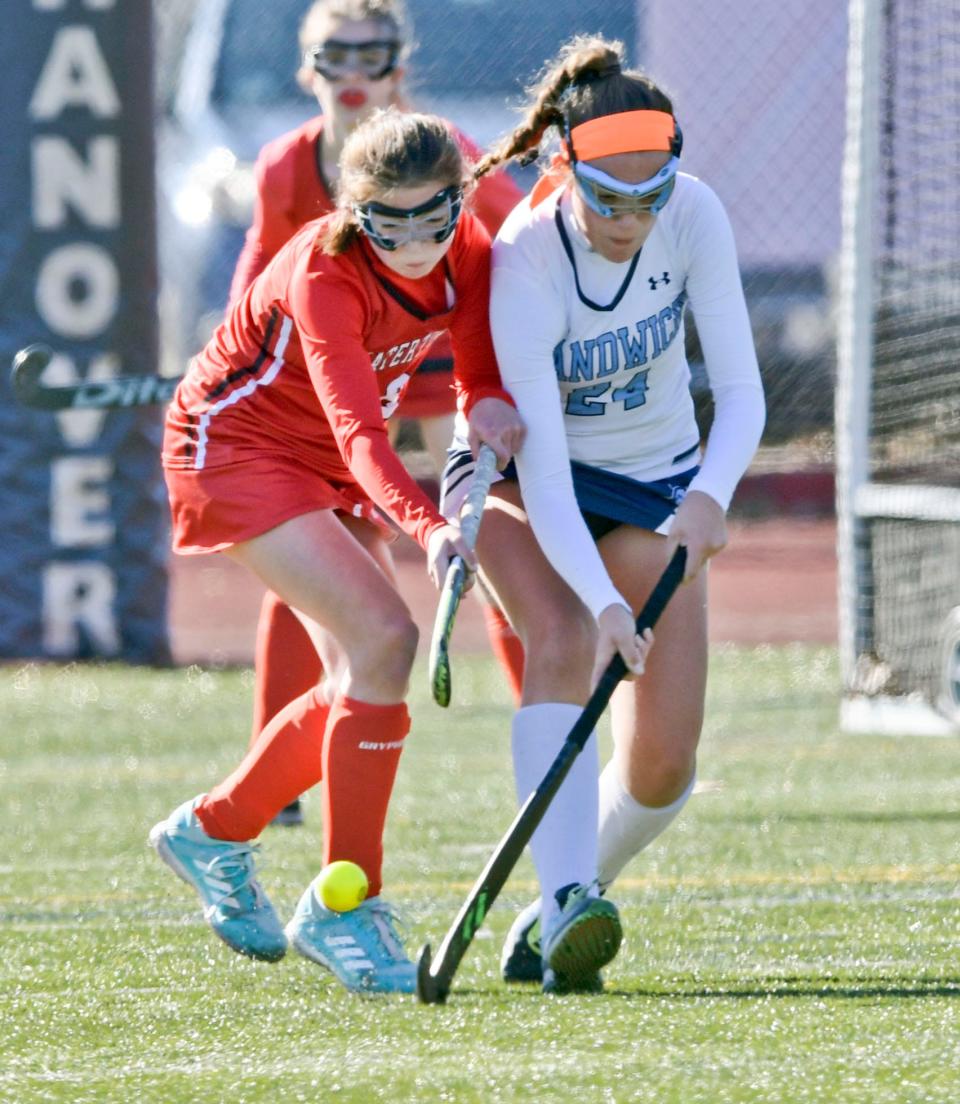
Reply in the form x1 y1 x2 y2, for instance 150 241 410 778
490 173 765 619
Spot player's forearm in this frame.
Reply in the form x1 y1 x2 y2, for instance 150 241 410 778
517 464 627 620
689 378 766 510
449 326 513 415
344 429 446 551
688 278 765 509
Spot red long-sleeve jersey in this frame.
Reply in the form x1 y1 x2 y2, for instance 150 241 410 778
163 209 509 552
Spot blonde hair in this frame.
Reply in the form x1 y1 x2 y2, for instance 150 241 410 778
319 109 470 254
474 34 674 179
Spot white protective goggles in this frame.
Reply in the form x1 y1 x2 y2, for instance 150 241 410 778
354 185 463 251
573 156 679 217
304 39 400 81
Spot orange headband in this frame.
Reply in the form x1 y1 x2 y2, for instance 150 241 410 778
564 110 677 161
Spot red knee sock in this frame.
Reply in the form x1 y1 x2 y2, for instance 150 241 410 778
482 603 525 706
198 687 330 841
321 696 409 898
250 590 323 745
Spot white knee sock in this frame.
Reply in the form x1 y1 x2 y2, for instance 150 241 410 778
511 703 599 932
597 762 695 890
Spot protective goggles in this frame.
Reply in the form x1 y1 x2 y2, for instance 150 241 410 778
354 185 463 251
304 39 400 81
563 109 682 217
573 157 679 217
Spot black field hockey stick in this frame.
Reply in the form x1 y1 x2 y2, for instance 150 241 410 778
428 443 498 707
416 545 687 1004
10 344 180 411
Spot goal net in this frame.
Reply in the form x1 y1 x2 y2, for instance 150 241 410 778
837 0 960 733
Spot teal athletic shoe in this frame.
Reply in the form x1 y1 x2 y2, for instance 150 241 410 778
149 795 287 962
540 883 622 994
500 897 543 983
285 882 416 995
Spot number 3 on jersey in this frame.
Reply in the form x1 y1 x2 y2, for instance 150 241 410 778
565 370 649 416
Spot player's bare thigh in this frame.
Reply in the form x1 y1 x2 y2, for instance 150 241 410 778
225 509 416 703
598 524 707 805
289 513 401 701
477 481 596 706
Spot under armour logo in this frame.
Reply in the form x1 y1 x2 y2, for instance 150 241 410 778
649 272 671 290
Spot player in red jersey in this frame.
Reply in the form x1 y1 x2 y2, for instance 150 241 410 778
149 109 524 995
236 0 525 825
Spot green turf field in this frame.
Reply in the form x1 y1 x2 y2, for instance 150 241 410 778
2 646 958 1103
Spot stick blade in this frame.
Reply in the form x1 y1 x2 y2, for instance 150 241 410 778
11 344 53 405
429 642 452 708
428 559 466 708
415 942 448 1004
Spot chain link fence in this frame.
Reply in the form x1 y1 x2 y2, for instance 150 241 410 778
153 0 846 460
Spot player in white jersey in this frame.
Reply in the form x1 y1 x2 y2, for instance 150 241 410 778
453 34 765 992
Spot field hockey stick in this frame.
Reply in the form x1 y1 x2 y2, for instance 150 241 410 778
10 344 180 411
427 443 499 708
416 545 687 1004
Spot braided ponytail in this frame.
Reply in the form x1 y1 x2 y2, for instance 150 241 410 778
474 35 671 180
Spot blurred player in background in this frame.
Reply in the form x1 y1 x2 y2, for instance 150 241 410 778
150 110 523 995
451 33 765 992
236 0 526 824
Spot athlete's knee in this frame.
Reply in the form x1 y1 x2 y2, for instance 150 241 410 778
523 602 596 681
626 742 697 806
350 611 419 687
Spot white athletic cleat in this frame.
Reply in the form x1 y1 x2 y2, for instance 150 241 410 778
541 883 621 994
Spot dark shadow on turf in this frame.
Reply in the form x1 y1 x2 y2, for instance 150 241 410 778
603 977 960 1000
716 810 960 825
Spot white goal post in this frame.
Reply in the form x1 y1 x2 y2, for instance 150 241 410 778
836 0 960 735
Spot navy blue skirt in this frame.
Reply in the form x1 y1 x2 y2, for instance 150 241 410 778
441 445 698 540
566 460 698 540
